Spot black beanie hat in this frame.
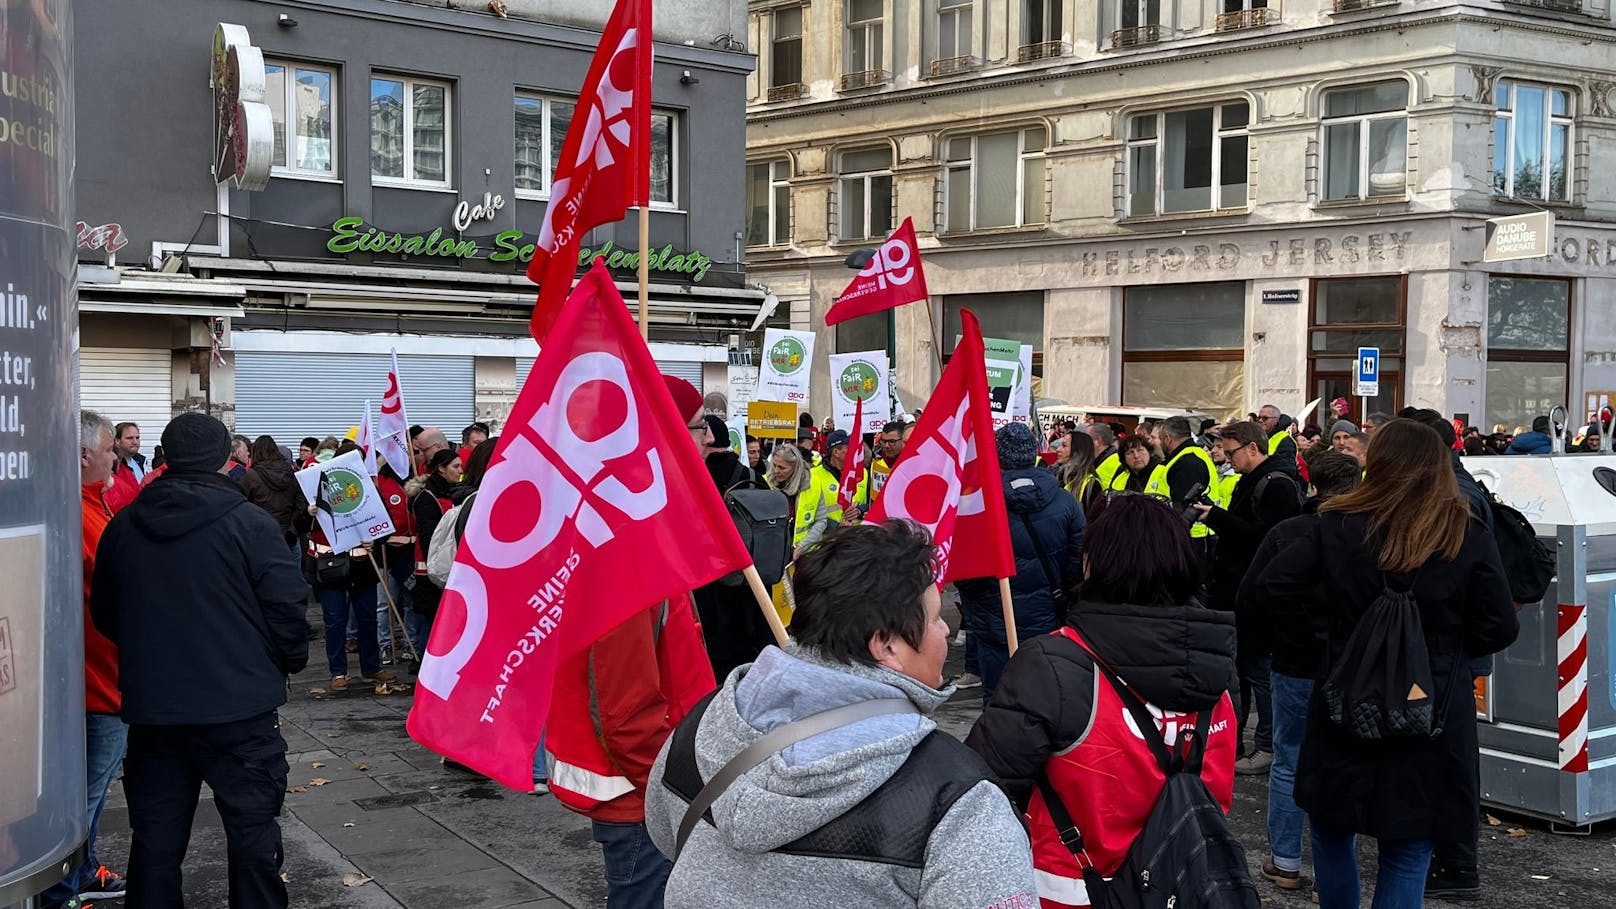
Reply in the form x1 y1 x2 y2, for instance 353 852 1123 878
160 412 232 475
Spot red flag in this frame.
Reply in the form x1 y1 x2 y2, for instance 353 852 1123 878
837 396 867 513
407 261 750 789
865 310 1013 583
824 217 930 327
525 0 654 340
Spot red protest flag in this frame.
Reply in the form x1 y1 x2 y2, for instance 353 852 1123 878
824 217 930 327
407 261 751 789
865 309 1013 583
525 0 654 341
837 396 867 514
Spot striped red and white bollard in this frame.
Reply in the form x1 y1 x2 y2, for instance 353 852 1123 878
1557 602 1590 774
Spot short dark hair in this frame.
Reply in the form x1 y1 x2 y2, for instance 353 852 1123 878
881 421 904 435
1532 415 1551 434
1398 407 1456 448
790 521 939 666
427 449 458 472
745 434 758 444
114 421 138 440
1080 495 1200 606
1222 421 1267 450
1310 451 1363 499
335 440 361 457
300 436 320 451
1119 434 1153 455
1062 420 1079 431
462 421 491 443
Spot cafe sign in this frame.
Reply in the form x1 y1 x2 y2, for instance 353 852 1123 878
325 216 714 282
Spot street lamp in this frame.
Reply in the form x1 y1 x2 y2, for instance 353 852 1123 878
841 248 896 371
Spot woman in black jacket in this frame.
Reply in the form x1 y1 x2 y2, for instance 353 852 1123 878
1245 419 1518 909
407 448 461 652
956 423 1085 703
241 435 304 549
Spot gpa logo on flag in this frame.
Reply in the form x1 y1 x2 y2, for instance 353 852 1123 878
419 351 671 706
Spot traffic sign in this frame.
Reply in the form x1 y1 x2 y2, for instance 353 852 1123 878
1354 346 1380 398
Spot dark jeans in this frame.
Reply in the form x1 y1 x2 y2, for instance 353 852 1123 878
41 713 129 907
1238 652 1274 753
124 712 289 909
316 583 380 677
977 639 1010 705
1312 825 1432 909
591 820 671 909
1433 670 1482 879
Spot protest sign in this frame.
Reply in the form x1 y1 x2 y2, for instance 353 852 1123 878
828 349 891 435
295 450 395 551
748 401 798 439
758 329 814 404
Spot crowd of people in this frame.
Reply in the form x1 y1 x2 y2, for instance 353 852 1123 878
63 380 1546 909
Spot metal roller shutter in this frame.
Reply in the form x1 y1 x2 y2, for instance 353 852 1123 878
79 348 173 455
233 351 475 444
515 357 703 389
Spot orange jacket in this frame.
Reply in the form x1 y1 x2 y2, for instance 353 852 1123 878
82 483 120 714
545 593 716 823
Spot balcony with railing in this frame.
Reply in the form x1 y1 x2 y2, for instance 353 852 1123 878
767 83 807 102
1501 0 1582 12
1215 6 1279 29
1016 40 1070 62
929 55 980 77
839 69 890 91
1331 0 1397 10
1109 24 1164 48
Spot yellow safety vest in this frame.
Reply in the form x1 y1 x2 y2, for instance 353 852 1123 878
1108 463 1161 494
1094 451 1123 490
1268 431 1290 457
792 463 866 548
1215 471 1239 508
1146 445 1216 538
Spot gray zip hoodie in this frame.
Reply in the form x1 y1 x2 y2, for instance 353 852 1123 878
646 645 1038 909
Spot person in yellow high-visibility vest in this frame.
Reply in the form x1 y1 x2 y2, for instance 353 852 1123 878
1107 436 1160 493
1257 404 1300 465
798 430 866 558
1144 417 1218 573
1086 423 1123 492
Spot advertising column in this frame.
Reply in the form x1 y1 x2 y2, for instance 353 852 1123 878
0 1 86 902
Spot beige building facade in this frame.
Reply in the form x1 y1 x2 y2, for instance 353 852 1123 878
744 0 1616 430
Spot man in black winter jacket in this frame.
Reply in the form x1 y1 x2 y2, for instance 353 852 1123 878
1194 420 1304 775
91 412 309 909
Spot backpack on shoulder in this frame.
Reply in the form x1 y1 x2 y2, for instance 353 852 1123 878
716 478 792 588
1319 572 1444 741
1478 481 1555 605
425 493 475 587
1039 643 1259 909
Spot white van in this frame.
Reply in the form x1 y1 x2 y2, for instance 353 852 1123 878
1036 404 1213 436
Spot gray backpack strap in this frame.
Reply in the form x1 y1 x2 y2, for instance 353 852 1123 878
674 697 919 858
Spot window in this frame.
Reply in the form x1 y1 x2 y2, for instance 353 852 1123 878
1120 0 1162 31
513 94 573 196
1123 284 1245 418
938 0 974 62
942 293 1045 359
944 127 1046 232
649 111 675 206
846 0 885 75
772 7 804 88
1128 102 1248 216
1486 277 1570 432
1494 81 1572 202
371 75 450 186
1215 0 1272 28
264 62 336 176
1024 0 1063 44
747 159 791 247
1321 81 1408 201
1308 276 1405 420
839 147 893 241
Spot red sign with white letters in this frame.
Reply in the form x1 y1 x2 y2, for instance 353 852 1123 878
407 261 750 789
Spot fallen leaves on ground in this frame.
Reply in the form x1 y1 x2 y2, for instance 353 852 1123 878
355 762 370 772
373 682 413 696
310 778 331 787
1486 814 1502 826
287 786 308 794
1531 874 1551 880
311 762 326 769
342 822 355 828
308 688 326 695
280 872 290 883
1507 827 1529 838
342 872 374 887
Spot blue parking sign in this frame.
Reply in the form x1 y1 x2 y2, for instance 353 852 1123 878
1354 347 1380 397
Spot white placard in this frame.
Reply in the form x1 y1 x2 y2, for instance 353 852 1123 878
295 450 395 552
726 363 760 418
758 329 815 404
828 349 892 435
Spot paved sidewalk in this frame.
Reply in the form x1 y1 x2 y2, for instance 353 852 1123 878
83 606 1615 908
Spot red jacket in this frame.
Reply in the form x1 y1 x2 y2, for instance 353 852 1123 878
105 460 142 513
376 473 416 572
545 593 716 823
82 483 120 714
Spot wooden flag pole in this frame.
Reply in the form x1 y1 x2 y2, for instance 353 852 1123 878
743 564 790 648
374 545 422 665
923 298 944 373
999 577 1019 656
637 206 651 341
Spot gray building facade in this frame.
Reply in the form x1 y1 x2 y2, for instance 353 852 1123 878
73 0 759 443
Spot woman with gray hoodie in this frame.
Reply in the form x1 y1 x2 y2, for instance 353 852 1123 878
645 521 1037 909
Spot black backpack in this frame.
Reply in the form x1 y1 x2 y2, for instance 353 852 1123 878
716 480 791 588
1320 575 1442 741
1039 641 1259 909
1478 482 1555 605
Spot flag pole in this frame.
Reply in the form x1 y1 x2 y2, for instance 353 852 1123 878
998 577 1019 655
637 206 651 341
743 564 790 647
923 297 944 373
374 546 421 665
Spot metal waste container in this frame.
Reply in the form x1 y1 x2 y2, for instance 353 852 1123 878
1462 453 1616 831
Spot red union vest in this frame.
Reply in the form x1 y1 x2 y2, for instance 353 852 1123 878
1028 627 1238 908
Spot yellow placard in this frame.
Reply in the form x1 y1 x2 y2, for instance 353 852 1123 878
748 401 798 439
